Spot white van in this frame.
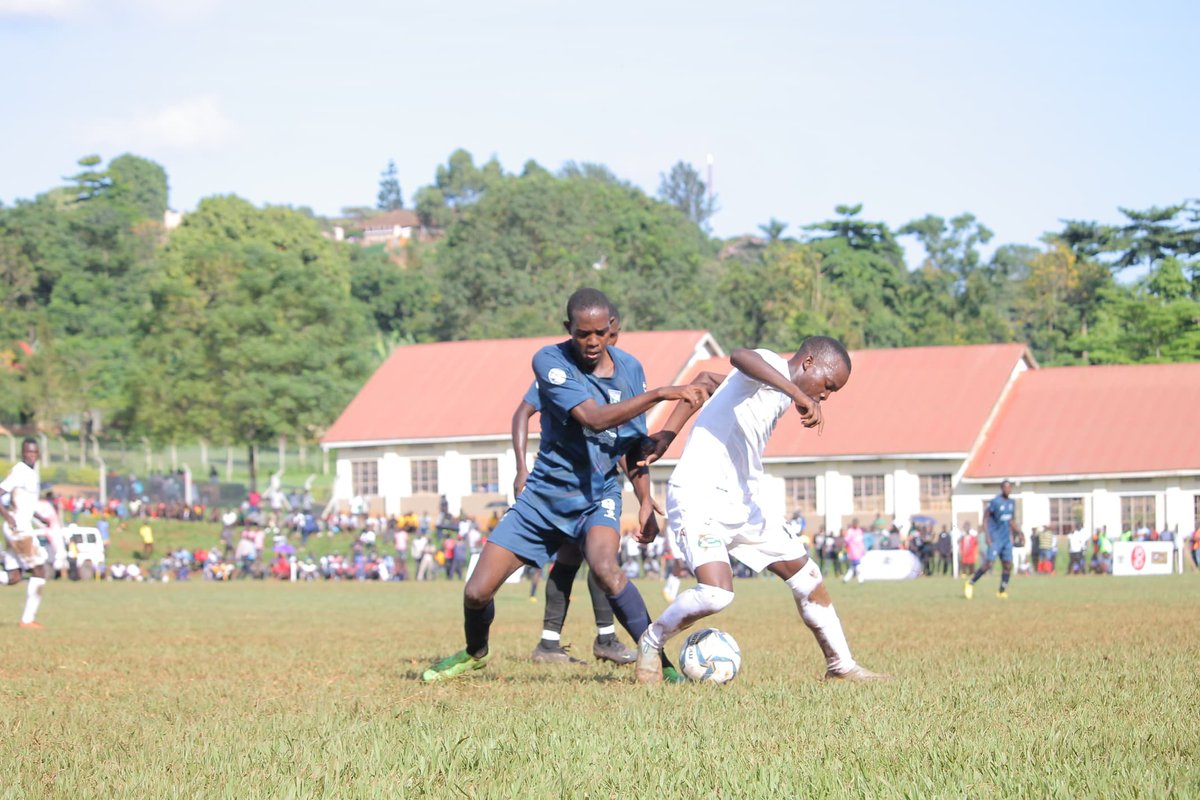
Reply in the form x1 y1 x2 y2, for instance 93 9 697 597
64 525 106 579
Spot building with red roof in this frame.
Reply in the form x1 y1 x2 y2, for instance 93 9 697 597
322 334 1200 542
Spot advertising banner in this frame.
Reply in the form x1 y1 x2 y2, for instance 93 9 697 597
859 549 923 581
1112 541 1174 576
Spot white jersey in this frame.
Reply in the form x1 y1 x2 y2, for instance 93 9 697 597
1 461 40 534
669 349 792 499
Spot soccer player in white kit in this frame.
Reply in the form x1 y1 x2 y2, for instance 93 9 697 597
633 337 887 683
1 438 51 629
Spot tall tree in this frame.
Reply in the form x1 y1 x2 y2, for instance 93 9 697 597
377 159 404 211
132 196 375 488
657 161 717 230
413 149 503 228
432 166 714 339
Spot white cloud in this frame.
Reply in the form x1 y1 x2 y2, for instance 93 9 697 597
0 0 85 19
0 0 220 20
91 94 235 151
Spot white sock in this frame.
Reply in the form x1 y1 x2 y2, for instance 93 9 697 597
0 571 8 586
596 624 616 637
646 584 734 650
663 573 680 601
786 561 856 674
22 577 45 624
540 630 561 642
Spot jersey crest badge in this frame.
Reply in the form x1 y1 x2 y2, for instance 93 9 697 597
607 389 622 404
601 498 617 520
547 368 567 386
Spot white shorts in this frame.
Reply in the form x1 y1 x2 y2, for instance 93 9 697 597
3 532 48 571
666 483 806 573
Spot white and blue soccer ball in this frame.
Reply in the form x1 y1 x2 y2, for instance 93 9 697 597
679 628 741 684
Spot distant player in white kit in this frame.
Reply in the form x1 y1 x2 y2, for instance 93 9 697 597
634 338 888 683
1 438 51 629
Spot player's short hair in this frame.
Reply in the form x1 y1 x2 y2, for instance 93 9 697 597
22 436 38 449
799 336 851 373
566 288 612 323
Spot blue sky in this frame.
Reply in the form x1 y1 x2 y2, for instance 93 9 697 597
2 0 1196 258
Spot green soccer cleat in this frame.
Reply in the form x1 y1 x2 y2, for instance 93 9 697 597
663 665 687 684
422 650 490 683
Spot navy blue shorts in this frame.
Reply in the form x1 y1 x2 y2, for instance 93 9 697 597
487 494 621 568
988 536 1013 563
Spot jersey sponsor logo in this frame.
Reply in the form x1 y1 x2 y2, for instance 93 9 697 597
546 368 567 386
697 533 723 550
607 389 622 404
601 498 617 520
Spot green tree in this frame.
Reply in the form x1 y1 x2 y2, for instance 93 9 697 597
132 196 375 488
431 166 715 339
413 149 503 228
349 246 437 347
657 161 717 230
377 159 404 211
108 154 169 220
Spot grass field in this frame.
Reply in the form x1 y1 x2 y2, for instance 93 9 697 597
2 571 1198 798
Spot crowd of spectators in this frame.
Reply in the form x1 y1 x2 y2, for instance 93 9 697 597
31 485 1200 584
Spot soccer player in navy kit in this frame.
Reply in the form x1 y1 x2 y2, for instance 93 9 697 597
964 480 1018 599
513 305 638 666
423 289 708 682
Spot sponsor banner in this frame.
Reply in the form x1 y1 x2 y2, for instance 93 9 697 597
859 549 923 582
1112 541 1174 576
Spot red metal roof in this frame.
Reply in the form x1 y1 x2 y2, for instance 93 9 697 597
322 331 717 444
965 362 1200 479
655 343 1033 460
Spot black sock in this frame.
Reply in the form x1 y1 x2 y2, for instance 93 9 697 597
464 600 495 658
1000 572 1011 592
587 568 615 642
539 562 579 648
970 567 986 584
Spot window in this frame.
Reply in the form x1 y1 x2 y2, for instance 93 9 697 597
853 475 885 514
411 459 438 494
1120 495 1155 534
784 477 817 516
350 460 378 497
1048 497 1083 537
651 480 669 506
470 458 499 494
919 474 952 511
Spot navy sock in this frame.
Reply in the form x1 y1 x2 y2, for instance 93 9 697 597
606 581 651 642
1000 572 1011 592
464 600 495 658
540 562 579 647
969 567 986 584
587 569 615 642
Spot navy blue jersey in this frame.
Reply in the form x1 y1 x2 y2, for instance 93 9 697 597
987 494 1015 542
523 380 540 411
523 342 647 526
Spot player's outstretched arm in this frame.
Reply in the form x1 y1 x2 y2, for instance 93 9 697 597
624 452 660 544
730 348 822 428
637 372 727 467
569 384 708 433
511 399 538 495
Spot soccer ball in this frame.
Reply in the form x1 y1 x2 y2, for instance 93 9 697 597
679 628 741 684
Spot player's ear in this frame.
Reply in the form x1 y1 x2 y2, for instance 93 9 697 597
562 319 572 334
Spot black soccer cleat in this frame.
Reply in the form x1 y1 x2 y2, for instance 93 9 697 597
530 642 587 665
592 635 637 665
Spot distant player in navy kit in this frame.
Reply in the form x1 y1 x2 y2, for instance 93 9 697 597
965 480 1018 599
422 288 708 682
512 303 636 666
